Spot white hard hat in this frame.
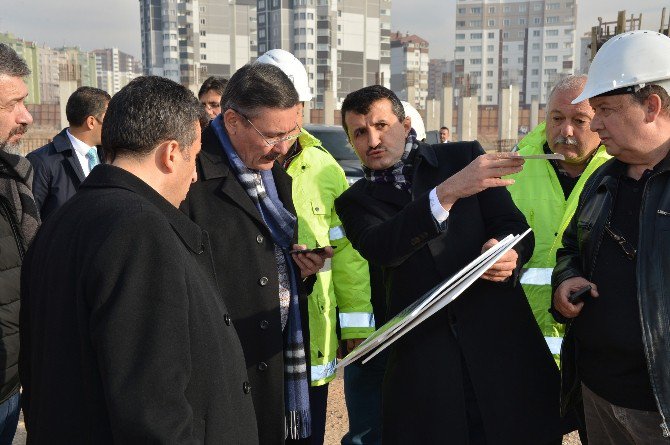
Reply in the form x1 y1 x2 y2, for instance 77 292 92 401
255 49 313 102
401 101 426 141
573 30 670 104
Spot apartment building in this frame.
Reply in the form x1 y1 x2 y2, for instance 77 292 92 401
139 0 257 91
454 0 576 105
257 0 391 111
93 48 143 95
390 31 429 110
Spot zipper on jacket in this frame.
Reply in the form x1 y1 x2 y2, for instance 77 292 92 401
0 198 25 260
658 209 670 216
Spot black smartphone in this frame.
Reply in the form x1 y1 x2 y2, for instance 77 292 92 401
289 245 337 255
568 285 592 305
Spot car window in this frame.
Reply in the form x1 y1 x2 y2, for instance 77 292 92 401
307 128 359 161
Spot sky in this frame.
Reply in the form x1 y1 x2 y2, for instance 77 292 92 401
0 0 666 60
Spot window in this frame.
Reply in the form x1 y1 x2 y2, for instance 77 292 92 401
470 20 482 27
486 83 493 89
488 19 495 26
502 57 508 64
200 18 205 24
502 45 508 51
455 46 465 52
545 42 558 49
531 81 539 88
519 4 527 12
486 95 493 102
487 45 494 51
486 70 493 76
200 54 207 60
518 44 524 50
546 16 559 24
487 57 494 64
200 43 206 48
531 68 539 75
546 29 559 36
547 2 560 9
458 7 465 14
532 43 540 50
258 0 265 7
488 6 495 13
456 20 466 27
519 18 526 25
471 45 482 51
544 68 557 75
488 32 495 38
470 58 481 64
470 33 482 39
533 17 541 24
503 19 510 26
533 30 540 37
456 33 465 40
532 56 539 63
258 14 265 23
503 32 509 38
471 7 481 13
545 55 558 62
518 57 524 63
534 3 542 10
564 42 573 49
504 5 511 12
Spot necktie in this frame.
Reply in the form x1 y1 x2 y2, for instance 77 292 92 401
86 147 100 174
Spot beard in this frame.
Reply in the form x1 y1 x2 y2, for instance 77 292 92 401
0 125 28 154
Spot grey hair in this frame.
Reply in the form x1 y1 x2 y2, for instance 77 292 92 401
547 74 588 107
0 44 30 78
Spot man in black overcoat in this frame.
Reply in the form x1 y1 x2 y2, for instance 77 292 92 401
19 76 258 444
334 85 574 444
182 63 330 444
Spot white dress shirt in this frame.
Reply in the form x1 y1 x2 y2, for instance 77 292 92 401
66 129 96 177
429 187 450 224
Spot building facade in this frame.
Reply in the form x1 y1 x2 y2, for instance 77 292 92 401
139 0 257 92
93 48 143 95
257 0 391 112
390 32 429 110
454 0 576 106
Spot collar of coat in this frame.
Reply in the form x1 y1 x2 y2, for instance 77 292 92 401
81 164 204 254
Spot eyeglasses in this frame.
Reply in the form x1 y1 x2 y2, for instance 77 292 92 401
202 102 221 111
604 224 637 260
232 108 301 147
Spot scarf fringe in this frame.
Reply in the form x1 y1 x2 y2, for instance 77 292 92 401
285 409 312 440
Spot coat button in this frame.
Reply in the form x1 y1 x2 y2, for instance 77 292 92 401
224 314 231 326
257 362 268 371
243 381 251 394
256 234 264 243
260 320 269 330
259 276 269 286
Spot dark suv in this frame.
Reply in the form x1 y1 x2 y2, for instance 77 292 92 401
303 124 363 185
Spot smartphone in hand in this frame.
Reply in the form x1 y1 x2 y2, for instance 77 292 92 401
289 245 337 255
568 285 592 305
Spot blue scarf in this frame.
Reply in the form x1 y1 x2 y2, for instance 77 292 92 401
211 117 311 439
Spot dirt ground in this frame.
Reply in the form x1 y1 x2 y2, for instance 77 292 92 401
12 375 581 444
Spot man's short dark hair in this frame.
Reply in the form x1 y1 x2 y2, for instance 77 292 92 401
340 85 405 136
198 76 228 99
0 43 30 78
440 126 450 132
65 87 111 127
220 63 299 118
102 76 205 162
632 84 670 115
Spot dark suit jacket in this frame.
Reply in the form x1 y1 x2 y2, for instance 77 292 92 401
335 141 572 445
182 125 312 445
20 164 258 444
26 128 102 220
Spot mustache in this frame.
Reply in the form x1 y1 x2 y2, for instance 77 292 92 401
366 144 387 155
553 135 578 146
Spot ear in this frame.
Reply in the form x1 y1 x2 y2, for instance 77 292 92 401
402 116 412 136
223 109 240 134
644 94 663 123
156 139 181 173
85 115 96 131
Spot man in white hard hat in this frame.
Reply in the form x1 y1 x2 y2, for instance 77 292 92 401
255 49 374 445
552 30 670 443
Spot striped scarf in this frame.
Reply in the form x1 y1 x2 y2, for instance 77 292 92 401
0 151 40 249
363 130 419 192
210 117 311 439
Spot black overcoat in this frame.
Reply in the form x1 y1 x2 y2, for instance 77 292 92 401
182 125 312 445
19 165 258 444
335 141 572 444
26 128 104 220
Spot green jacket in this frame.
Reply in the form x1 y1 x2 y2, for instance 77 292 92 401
286 130 374 386
507 122 610 352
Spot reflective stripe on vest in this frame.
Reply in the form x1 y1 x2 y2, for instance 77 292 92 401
545 336 563 355
520 267 554 285
311 358 337 381
339 312 375 329
318 258 332 273
329 225 346 241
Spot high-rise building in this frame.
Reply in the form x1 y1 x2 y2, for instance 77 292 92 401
390 32 429 110
257 0 391 112
139 0 257 92
454 0 576 105
427 58 455 100
93 48 143 95
0 33 41 104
